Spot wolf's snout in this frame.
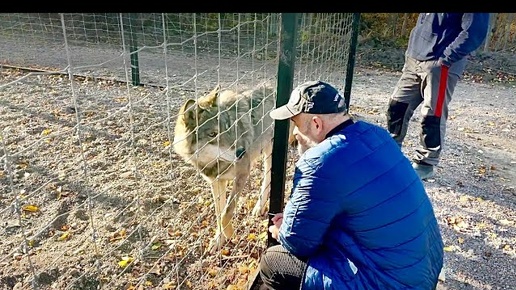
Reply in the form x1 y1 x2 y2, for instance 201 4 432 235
236 147 246 159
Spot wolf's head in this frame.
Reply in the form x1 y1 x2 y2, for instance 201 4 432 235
173 85 239 167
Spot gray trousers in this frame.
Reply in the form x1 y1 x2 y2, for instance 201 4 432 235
259 244 306 290
387 56 464 166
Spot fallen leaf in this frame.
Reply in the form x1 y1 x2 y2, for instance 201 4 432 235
118 256 134 268
446 216 464 226
247 233 256 241
208 268 218 277
151 242 162 250
22 205 39 212
163 282 176 289
17 161 29 169
109 228 127 242
41 129 52 136
459 195 469 202
168 229 182 237
57 232 71 241
443 246 456 252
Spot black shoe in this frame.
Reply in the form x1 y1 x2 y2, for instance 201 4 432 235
412 162 434 180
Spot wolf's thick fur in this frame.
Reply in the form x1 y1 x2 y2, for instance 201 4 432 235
173 84 279 252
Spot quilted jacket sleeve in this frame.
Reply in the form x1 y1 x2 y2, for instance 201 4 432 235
278 155 344 259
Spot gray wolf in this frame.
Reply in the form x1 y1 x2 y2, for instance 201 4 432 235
173 84 291 252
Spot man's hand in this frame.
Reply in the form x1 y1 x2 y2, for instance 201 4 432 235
271 213 283 226
268 213 283 241
438 57 451 68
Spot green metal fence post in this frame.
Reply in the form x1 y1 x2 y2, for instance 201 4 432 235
248 15 299 289
343 13 360 110
126 13 140 86
268 13 299 247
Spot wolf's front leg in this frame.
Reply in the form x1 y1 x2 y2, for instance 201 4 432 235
221 157 251 241
208 179 229 254
252 143 272 216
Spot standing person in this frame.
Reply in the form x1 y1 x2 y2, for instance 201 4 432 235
259 80 444 289
387 13 490 180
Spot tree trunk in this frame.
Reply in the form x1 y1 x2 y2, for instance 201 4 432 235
494 13 506 51
483 13 497 52
383 13 398 37
502 13 514 50
400 13 409 37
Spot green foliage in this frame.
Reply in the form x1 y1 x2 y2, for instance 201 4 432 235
10 13 514 55
359 13 418 49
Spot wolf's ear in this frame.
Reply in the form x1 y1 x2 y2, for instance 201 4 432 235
198 84 221 109
179 99 197 125
210 84 221 95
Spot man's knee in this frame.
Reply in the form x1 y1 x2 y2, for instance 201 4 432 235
259 248 273 281
259 245 305 290
420 115 442 149
259 245 283 287
387 100 409 135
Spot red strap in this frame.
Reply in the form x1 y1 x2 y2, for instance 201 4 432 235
435 65 449 118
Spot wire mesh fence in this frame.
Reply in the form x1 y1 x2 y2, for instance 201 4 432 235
0 13 357 289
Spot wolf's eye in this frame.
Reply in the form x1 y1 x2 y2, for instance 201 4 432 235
208 132 217 138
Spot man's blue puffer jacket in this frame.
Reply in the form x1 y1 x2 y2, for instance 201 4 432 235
279 120 444 289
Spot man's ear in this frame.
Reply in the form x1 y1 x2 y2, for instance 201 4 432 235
312 115 326 138
313 116 322 130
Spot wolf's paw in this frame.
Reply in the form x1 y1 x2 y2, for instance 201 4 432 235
251 202 267 217
207 232 226 255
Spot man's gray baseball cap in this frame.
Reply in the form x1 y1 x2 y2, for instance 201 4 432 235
269 80 348 120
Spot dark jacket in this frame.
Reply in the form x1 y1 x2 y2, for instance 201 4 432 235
279 120 444 289
406 13 489 67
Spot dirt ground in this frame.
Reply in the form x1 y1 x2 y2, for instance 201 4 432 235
0 41 515 290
